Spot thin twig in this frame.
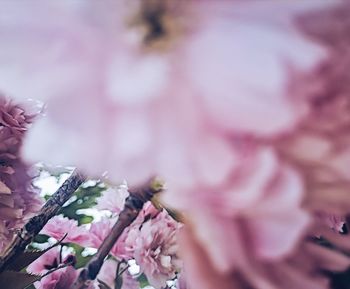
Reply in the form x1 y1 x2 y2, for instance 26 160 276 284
118 265 129 277
0 169 85 273
72 178 163 289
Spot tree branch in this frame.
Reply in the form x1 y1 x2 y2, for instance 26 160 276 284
72 178 163 289
0 169 85 273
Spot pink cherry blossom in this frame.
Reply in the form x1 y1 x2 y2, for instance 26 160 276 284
41 215 90 246
127 201 160 230
27 247 79 289
96 183 129 214
39 266 78 289
41 215 131 260
125 210 182 289
88 218 131 260
0 95 42 253
87 218 112 249
27 247 60 274
88 199 161 261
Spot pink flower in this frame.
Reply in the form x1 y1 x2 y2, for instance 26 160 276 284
0 1 327 190
27 247 60 274
126 210 182 289
87 201 160 260
96 183 129 214
40 215 132 261
0 95 42 253
27 247 79 289
88 218 131 260
39 266 78 289
87 218 113 249
41 215 90 246
130 201 160 229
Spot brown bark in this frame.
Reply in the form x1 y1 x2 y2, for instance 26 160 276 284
0 170 85 273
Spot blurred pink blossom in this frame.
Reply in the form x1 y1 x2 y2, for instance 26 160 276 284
175 2 350 289
0 1 327 190
274 2 350 220
165 146 309 272
0 1 348 289
176 272 187 289
179 226 350 289
316 213 345 233
0 96 42 253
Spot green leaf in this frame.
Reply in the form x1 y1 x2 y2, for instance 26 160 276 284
0 271 41 289
33 234 49 244
137 274 149 288
69 244 94 268
79 215 94 224
59 183 104 225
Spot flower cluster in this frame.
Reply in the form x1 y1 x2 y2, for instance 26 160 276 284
0 96 42 253
125 210 182 289
27 247 78 289
27 246 137 289
37 185 181 289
